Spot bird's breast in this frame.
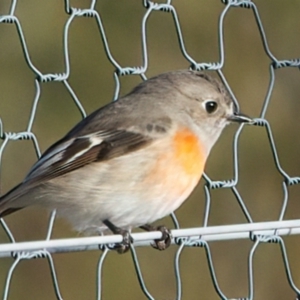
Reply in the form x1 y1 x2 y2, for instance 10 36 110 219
142 127 206 214
172 127 206 177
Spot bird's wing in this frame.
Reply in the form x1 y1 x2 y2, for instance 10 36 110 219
24 129 152 185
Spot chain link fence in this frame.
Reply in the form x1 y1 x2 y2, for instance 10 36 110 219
1 0 300 299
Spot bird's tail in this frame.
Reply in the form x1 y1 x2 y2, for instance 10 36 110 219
0 183 26 217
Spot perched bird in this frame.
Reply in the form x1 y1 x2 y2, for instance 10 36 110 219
0 70 251 252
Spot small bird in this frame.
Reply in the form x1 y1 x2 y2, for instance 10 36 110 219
0 70 251 252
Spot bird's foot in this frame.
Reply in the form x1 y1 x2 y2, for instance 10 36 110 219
140 224 172 251
112 228 133 254
103 219 133 254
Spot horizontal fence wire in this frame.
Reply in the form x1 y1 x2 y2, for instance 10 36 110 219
1 0 300 299
0 219 300 257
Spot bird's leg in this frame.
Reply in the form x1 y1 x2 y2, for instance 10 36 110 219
103 219 133 254
140 224 172 251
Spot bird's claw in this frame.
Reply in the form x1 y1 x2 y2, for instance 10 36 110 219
113 229 133 254
151 225 172 251
103 219 134 254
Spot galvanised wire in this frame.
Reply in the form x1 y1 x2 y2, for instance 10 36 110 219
0 0 299 299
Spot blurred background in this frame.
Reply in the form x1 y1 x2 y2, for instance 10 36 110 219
1 0 300 299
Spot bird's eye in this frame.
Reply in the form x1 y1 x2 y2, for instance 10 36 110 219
203 100 218 114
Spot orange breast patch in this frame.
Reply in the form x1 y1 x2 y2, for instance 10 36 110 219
139 127 206 206
173 128 206 176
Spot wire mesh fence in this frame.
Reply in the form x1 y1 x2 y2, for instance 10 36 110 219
1 0 300 299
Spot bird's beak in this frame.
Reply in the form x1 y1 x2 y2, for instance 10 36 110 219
227 112 252 123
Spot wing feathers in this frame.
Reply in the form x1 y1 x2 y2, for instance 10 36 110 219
23 130 152 186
